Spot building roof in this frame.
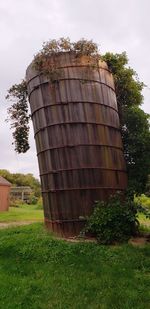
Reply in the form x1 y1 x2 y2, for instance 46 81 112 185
11 186 32 192
0 176 11 186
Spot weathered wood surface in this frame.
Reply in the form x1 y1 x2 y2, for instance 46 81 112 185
26 52 127 236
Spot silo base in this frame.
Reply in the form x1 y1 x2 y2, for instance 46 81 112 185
44 218 86 238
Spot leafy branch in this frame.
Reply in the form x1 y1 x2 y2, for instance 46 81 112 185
6 80 30 153
6 38 100 153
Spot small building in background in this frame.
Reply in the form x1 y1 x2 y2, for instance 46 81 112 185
10 186 32 203
0 176 11 211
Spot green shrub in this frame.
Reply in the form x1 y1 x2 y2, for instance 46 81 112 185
10 198 25 208
134 195 150 221
134 194 150 209
34 197 43 209
85 194 139 244
28 194 38 205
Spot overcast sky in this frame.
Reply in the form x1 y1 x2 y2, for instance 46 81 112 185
0 0 150 179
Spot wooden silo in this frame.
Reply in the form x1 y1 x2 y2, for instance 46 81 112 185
0 176 11 211
26 52 127 236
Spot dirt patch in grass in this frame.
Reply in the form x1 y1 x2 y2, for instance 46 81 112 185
0 221 38 229
55 234 150 247
129 235 150 246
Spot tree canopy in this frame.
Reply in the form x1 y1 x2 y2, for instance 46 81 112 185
102 52 150 194
6 80 30 153
5 39 150 194
0 170 41 197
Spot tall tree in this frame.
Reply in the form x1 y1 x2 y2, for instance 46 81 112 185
102 52 150 194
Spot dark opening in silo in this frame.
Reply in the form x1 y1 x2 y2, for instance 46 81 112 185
26 52 127 237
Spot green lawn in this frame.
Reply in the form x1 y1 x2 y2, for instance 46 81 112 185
0 223 149 309
0 205 44 222
0 204 149 231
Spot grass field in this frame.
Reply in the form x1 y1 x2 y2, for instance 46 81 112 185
0 204 44 222
0 223 149 309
